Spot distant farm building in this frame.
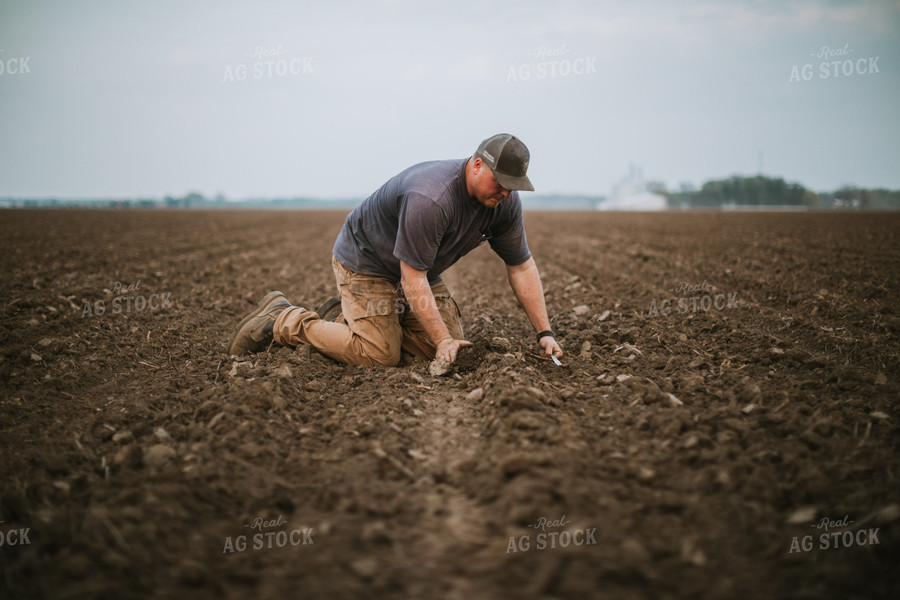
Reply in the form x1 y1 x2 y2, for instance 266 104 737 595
597 165 667 211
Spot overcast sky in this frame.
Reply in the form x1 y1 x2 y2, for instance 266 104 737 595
1 0 898 200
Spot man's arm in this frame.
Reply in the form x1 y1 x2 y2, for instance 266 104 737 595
505 257 563 358
400 261 472 362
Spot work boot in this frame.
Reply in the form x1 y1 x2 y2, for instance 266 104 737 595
227 291 292 356
315 297 342 322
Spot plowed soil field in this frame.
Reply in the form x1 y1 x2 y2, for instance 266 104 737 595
1 209 898 599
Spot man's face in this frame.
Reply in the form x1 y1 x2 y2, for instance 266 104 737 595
470 158 512 208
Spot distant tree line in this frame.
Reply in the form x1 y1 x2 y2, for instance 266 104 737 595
4 179 900 210
655 176 900 210
818 186 900 210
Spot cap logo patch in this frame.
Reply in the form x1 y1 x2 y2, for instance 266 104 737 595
482 150 495 163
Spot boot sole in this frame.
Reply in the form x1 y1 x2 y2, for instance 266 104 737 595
315 297 342 321
227 291 288 356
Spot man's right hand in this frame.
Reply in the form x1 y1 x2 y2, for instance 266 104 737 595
435 337 473 362
401 261 472 362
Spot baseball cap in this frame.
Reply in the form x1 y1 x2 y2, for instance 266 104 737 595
475 134 534 192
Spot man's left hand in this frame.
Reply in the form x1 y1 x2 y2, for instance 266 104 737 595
539 336 563 360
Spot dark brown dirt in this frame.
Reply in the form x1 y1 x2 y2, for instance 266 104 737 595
1 209 898 600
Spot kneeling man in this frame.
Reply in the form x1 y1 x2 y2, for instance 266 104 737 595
228 133 563 366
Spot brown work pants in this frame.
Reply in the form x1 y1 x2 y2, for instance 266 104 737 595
272 257 463 366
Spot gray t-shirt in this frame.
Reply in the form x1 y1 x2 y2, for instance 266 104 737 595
333 158 531 284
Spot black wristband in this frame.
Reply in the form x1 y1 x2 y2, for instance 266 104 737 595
536 330 555 343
